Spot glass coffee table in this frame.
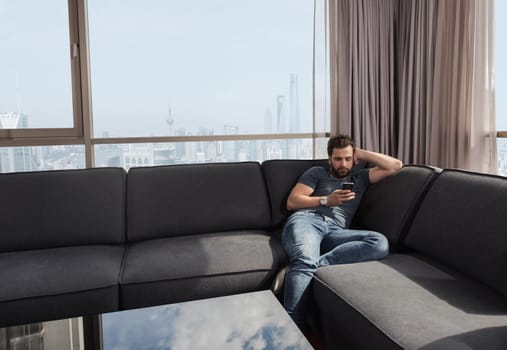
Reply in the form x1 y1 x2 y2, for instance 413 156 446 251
0 290 313 350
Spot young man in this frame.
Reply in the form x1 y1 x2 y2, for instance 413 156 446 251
282 134 402 328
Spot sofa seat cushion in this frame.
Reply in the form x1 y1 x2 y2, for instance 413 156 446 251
120 231 287 309
313 254 507 350
0 245 124 326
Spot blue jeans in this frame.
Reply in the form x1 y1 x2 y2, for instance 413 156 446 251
281 210 389 327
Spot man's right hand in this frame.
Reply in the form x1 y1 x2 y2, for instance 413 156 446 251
326 189 355 206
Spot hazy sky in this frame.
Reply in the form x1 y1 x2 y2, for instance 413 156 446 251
87 0 314 137
1 1 506 134
0 1 314 136
0 1 74 128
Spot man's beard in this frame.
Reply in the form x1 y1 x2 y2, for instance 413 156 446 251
331 166 351 179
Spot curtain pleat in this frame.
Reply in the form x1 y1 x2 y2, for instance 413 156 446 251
328 0 497 172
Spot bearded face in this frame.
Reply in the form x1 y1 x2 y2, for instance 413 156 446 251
328 146 354 179
330 163 351 179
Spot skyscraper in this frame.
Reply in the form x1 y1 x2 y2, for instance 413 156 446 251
264 107 273 134
276 95 286 133
166 104 174 136
289 74 300 133
223 125 239 161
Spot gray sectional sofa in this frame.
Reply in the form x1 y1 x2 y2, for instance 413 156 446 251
0 160 506 350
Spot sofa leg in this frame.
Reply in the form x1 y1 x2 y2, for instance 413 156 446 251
270 265 288 296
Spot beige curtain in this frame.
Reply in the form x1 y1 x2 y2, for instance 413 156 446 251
330 0 396 153
329 0 497 173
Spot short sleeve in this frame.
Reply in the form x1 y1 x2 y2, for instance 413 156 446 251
297 167 324 190
358 168 371 187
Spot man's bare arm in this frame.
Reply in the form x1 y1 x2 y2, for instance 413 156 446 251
354 148 403 184
286 183 355 211
286 183 320 211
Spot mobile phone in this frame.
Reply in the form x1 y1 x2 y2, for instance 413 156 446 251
342 182 354 190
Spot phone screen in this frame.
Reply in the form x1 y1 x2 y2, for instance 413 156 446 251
342 182 354 190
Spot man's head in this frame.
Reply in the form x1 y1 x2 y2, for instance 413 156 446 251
327 135 355 179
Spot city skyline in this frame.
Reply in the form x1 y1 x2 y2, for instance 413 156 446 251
1 110 506 176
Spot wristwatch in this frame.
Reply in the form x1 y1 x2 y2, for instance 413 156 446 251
319 196 328 206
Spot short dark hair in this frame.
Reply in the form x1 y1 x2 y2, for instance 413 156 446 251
327 134 355 156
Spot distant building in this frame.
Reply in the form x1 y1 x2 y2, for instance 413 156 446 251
0 112 28 129
0 112 40 173
123 144 154 170
264 107 273 134
276 95 286 133
289 74 300 133
223 125 239 161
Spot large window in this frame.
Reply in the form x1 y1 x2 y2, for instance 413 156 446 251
87 0 314 139
0 1 80 133
0 1 323 173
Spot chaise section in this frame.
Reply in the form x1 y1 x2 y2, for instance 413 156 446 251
0 168 126 326
313 254 507 350
122 162 285 309
313 168 507 349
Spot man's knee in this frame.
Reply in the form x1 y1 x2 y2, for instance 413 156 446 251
287 245 320 270
367 232 389 259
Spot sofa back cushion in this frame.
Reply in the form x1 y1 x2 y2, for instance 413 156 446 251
352 165 438 249
126 162 271 242
262 159 329 228
404 169 507 297
0 168 126 252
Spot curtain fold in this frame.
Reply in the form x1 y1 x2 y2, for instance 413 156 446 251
328 0 497 172
331 0 396 153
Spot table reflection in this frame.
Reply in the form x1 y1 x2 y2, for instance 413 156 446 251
102 290 312 350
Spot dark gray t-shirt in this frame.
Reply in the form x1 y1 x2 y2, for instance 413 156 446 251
297 166 371 228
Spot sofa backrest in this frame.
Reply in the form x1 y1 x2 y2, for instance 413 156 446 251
262 159 329 228
404 169 507 297
126 162 271 242
0 168 126 252
352 165 439 250
262 159 371 229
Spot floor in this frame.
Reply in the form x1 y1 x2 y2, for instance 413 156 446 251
304 327 327 350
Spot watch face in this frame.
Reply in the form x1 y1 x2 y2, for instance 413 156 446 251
320 197 327 205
